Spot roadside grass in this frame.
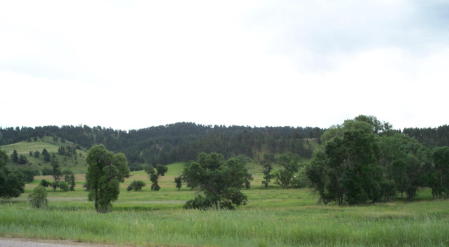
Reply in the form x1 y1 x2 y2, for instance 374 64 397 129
1 163 449 246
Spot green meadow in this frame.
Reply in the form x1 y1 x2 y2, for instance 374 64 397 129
1 163 449 247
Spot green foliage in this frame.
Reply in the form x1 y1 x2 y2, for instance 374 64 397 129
307 119 387 205
51 159 62 191
63 170 76 191
156 165 168 176
42 148 51 162
58 181 70 192
17 154 28 164
146 167 160 191
86 145 130 213
182 153 250 209
378 133 430 200
28 185 48 208
40 179 51 187
307 116 435 205
10 150 18 163
430 146 449 198
261 163 273 188
174 176 182 190
0 150 25 199
17 166 39 183
274 153 300 188
127 180 146 191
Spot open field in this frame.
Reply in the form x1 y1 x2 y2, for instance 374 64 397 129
1 163 449 247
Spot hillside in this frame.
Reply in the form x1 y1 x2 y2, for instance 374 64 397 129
0 123 323 165
0 137 88 173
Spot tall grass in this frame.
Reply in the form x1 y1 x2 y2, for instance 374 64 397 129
2 167 449 246
1 190 449 246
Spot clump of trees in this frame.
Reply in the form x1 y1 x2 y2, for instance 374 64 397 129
85 145 130 213
0 151 25 199
127 180 146 191
182 152 251 210
306 115 449 205
274 153 300 188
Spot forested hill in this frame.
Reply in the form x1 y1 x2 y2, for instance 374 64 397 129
0 123 323 165
403 125 449 147
1 123 447 166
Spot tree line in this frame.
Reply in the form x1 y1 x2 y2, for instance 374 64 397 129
0 123 323 166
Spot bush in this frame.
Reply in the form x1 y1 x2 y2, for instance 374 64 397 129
28 185 48 208
58 181 69 192
127 180 146 191
40 179 51 187
182 153 250 210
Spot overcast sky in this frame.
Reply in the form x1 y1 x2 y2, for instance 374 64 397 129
1 0 449 130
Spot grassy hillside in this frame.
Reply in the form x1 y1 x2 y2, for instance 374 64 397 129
0 137 88 173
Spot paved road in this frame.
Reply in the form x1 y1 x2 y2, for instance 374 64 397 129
0 238 113 247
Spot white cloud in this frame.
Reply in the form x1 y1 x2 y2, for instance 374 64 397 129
1 0 449 129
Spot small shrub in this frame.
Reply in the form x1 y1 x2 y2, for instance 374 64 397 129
58 181 69 192
40 179 51 187
127 180 146 191
28 185 48 208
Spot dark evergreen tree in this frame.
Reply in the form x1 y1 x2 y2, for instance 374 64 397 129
51 159 62 191
11 150 18 163
0 150 25 199
42 148 51 162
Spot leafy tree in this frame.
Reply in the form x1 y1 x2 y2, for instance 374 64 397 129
261 154 274 188
182 153 249 210
431 146 449 198
355 115 392 134
40 179 51 187
28 185 48 208
307 119 385 205
127 180 146 191
174 176 182 190
0 150 25 199
145 166 161 191
85 145 130 213
156 165 168 176
261 163 273 188
58 181 69 192
34 151 40 158
275 153 300 188
378 133 430 200
63 170 76 191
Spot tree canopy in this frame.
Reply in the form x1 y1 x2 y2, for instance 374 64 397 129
182 152 251 209
0 150 25 199
86 145 130 213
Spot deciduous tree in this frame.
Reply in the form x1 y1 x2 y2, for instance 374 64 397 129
86 145 130 213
